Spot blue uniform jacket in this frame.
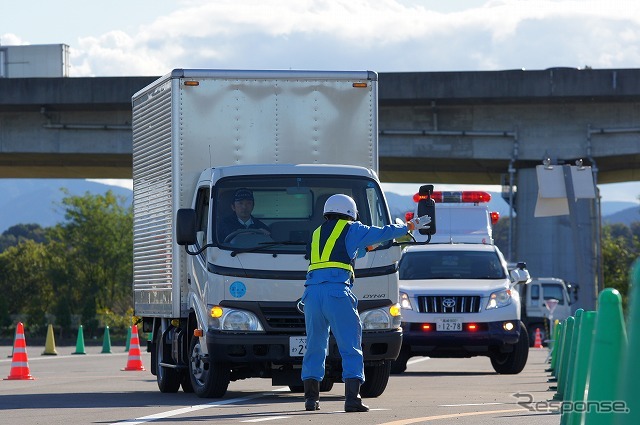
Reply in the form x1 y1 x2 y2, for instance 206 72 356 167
305 221 408 288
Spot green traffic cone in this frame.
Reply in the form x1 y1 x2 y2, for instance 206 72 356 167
583 288 627 425
561 309 584 403
101 326 112 354
562 310 596 425
73 325 87 355
554 316 575 400
616 260 640 425
42 324 58 355
125 326 131 352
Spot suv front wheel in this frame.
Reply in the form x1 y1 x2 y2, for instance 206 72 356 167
490 323 529 374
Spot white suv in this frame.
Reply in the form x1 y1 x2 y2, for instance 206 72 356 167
394 243 529 374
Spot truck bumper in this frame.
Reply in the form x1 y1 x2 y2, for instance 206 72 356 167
401 320 521 357
205 328 402 364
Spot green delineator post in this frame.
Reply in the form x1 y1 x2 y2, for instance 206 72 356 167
616 260 640 425
72 325 87 355
549 320 563 374
550 320 566 382
101 326 112 354
554 315 575 400
583 288 627 425
560 309 584 403
125 326 131 352
562 310 596 425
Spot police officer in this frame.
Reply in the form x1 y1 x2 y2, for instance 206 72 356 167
301 194 431 412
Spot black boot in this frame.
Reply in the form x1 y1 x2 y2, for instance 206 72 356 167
344 378 369 412
303 379 320 411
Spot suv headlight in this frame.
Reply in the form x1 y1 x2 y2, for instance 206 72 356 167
399 292 413 310
360 304 402 330
486 289 512 310
208 306 264 331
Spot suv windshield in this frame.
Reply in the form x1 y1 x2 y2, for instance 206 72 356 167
212 175 390 252
399 250 507 280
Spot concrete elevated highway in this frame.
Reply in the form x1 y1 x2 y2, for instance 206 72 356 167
1 68 639 310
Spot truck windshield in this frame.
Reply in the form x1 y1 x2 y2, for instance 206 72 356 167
212 175 390 251
399 250 507 280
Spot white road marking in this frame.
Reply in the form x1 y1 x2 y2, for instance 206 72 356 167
406 357 430 366
439 402 505 407
241 416 291 422
110 387 288 425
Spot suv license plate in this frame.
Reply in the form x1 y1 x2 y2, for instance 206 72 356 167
290 336 307 357
436 318 463 331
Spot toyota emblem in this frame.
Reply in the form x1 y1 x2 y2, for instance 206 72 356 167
296 299 305 314
442 298 456 308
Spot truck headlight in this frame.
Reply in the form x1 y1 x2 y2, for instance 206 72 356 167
360 304 402 330
486 289 512 310
399 292 413 310
208 306 264 331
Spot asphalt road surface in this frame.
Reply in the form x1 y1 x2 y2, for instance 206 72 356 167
0 344 560 425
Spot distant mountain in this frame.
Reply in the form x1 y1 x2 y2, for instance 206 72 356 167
603 205 640 226
600 201 638 217
0 179 132 233
0 180 637 233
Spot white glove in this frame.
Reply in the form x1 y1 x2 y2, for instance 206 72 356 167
408 214 431 231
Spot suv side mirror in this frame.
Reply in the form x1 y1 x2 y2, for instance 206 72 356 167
417 184 436 235
509 262 530 283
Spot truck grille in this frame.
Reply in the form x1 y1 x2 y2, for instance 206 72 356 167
261 306 306 330
418 296 482 313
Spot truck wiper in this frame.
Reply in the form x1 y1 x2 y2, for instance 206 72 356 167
230 241 308 257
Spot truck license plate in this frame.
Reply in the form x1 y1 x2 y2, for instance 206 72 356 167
290 336 307 357
436 318 462 331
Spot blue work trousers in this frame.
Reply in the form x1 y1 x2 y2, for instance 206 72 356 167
301 283 364 383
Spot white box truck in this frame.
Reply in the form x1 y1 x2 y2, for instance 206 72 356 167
132 69 403 399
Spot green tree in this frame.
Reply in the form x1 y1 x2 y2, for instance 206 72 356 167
0 223 46 253
601 223 640 311
47 190 133 336
0 240 53 335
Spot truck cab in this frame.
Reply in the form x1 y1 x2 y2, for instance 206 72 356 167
516 276 572 345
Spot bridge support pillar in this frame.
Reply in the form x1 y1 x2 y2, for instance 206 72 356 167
515 168 599 311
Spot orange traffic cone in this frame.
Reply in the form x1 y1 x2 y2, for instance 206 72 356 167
122 325 145 371
534 327 543 348
5 322 35 380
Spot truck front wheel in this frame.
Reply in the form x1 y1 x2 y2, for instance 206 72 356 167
490 324 529 374
188 336 230 398
156 331 181 393
360 360 391 398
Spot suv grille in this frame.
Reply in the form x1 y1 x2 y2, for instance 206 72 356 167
261 306 305 330
418 295 482 313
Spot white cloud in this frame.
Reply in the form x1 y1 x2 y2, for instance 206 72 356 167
61 0 640 77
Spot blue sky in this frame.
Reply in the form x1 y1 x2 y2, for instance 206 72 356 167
3 0 639 203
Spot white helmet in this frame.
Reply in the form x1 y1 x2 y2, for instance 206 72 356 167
323 194 358 220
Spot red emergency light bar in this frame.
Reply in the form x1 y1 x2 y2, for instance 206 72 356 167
413 191 492 204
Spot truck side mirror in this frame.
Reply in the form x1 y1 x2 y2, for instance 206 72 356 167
176 208 197 246
417 184 436 235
